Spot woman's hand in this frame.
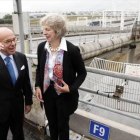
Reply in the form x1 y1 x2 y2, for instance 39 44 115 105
54 80 70 93
0 43 4 51
35 87 44 102
25 105 32 114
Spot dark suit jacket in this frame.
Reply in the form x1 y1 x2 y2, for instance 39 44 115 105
35 40 87 115
0 52 33 123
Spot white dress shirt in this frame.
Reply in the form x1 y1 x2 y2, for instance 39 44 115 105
0 52 19 80
45 37 67 80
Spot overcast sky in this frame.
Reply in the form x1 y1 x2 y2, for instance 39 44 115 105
0 0 140 13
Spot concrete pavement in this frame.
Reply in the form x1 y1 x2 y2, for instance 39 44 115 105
7 120 50 140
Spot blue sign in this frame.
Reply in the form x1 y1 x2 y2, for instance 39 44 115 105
89 120 110 140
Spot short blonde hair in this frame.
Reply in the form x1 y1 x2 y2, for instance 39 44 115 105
40 13 67 38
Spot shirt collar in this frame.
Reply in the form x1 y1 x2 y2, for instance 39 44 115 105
59 37 67 51
45 37 67 52
0 52 14 61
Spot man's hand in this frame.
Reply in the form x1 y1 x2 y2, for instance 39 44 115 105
35 87 44 102
0 43 4 51
25 105 32 114
54 80 70 93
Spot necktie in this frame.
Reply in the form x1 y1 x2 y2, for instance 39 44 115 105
5 56 16 85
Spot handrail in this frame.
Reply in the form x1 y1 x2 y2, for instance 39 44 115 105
26 54 140 87
79 86 140 106
86 67 140 82
26 54 37 58
26 54 140 121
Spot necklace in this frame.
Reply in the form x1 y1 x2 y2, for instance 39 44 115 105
49 44 59 52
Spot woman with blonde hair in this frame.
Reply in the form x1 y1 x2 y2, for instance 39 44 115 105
35 13 87 140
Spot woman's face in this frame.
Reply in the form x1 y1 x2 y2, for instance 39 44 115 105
43 24 57 43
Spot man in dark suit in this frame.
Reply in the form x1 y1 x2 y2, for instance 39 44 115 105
0 27 33 140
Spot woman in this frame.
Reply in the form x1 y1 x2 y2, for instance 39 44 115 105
35 13 87 140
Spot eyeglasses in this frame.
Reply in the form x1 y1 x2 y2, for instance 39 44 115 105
1 38 18 45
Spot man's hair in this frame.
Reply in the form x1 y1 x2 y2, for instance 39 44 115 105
40 13 67 38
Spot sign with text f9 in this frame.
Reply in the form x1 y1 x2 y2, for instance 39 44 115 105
89 120 110 140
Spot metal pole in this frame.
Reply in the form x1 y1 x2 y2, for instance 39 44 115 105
86 67 140 83
13 0 25 53
28 13 33 54
79 35 81 46
79 86 140 106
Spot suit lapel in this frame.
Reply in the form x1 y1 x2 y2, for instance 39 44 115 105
63 51 70 82
0 56 13 85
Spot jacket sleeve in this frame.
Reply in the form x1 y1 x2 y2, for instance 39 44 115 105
35 44 42 89
69 46 87 92
23 55 33 105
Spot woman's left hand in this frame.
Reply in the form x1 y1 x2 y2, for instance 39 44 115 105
54 80 70 93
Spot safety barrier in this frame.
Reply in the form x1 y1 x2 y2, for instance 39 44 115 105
25 55 140 139
26 54 140 117
88 58 140 113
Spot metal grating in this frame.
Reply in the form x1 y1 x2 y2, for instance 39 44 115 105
83 57 140 113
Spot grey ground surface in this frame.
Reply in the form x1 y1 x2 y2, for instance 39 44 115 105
7 120 50 140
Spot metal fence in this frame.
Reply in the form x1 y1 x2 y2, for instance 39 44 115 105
83 57 140 113
26 54 140 121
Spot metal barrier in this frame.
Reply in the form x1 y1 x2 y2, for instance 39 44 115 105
79 67 140 121
24 32 130 51
86 58 140 114
25 55 140 140
26 54 140 120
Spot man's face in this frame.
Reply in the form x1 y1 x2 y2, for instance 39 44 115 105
0 30 17 56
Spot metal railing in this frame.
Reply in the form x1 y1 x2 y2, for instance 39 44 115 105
21 32 131 55
26 54 140 121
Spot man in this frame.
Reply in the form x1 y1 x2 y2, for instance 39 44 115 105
0 27 33 140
